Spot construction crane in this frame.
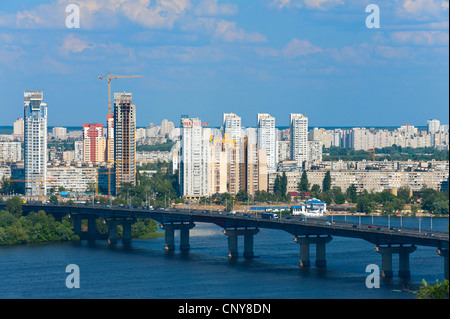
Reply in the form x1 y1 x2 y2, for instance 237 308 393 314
366 149 376 161
98 73 142 115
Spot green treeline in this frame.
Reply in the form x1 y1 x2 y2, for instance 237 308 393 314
323 146 449 162
0 197 161 246
0 209 78 246
136 140 175 152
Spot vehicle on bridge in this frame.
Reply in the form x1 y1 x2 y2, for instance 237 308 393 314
260 213 278 220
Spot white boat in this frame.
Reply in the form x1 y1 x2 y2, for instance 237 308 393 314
291 199 327 218
299 209 324 218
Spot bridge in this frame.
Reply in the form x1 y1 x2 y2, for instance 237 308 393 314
2 203 449 280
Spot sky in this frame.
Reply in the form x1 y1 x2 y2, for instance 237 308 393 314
0 0 448 128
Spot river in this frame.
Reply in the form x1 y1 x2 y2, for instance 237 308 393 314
0 216 447 299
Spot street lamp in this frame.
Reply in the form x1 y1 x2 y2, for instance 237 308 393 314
419 217 422 233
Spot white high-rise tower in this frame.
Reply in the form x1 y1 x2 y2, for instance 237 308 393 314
257 113 277 172
179 117 211 199
24 91 47 198
290 113 308 168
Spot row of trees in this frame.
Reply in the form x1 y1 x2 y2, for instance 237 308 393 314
0 197 78 245
0 196 160 246
112 161 179 208
323 146 449 162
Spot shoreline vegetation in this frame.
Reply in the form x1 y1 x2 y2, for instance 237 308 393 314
0 159 447 245
0 197 162 246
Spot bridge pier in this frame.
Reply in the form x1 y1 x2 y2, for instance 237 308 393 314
106 219 118 245
436 248 449 280
106 218 136 245
161 222 195 252
293 235 333 268
375 245 417 278
223 228 259 259
121 219 134 245
87 216 97 242
72 215 82 237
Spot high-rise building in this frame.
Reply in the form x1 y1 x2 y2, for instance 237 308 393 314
13 118 24 140
209 133 230 195
243 128 267 196
257 113 277 172
427 119 440 133
82 123 106 163
52 127 67 140
290 113 308 168
114 92 136 191
106 114 114 162
308 140 323 163
179 116 211 199
223 113 242 141
160 119 175 137
223 113 243 189
24 91 47 198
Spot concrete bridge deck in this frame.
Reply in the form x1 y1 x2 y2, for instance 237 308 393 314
1 202 448 279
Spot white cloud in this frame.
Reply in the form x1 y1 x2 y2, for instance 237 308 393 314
271 0 344 10
0 0 192 30
282 38 323 58
194 0 238 16
59 34 95 55
213 20 267 43
390 30 449 46
400 0 449 20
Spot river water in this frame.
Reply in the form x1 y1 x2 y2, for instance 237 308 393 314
0 216 447 299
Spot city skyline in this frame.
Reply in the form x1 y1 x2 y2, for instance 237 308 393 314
0 0 448 127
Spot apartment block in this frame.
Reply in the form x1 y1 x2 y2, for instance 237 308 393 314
179 117 211 199
243 128 267 196
269 164 449 194
257 113 277 172
47 165 97 193
82 123 106 163
0 142 22 162
290 113 308 167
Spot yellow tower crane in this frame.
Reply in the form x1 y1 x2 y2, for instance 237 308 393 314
98 73 143 115
366 149 376 161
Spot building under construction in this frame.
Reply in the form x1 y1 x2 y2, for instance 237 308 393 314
114 92 136 192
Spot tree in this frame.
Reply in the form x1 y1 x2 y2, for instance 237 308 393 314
415 280 449 299
346 184 358 203
49 195 58 204
235 190 249 202
298 171 310 192
334 193 346 205
311 184 321 194
322 171 332 192
281 172 287 199
6 196 23 218
397 187 411 203
357 196 375 213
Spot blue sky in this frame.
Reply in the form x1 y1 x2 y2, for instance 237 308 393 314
0 0 448 127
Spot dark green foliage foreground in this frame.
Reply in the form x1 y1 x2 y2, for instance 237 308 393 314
0 197 160 246
415 280 449 299
0 210 78 245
